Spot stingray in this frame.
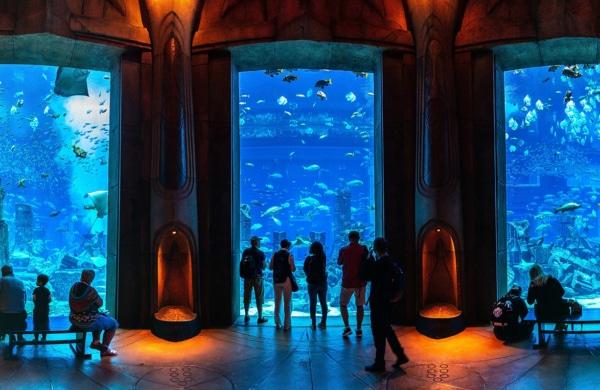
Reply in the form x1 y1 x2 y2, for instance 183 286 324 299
85 190 108 218
54 67 90 97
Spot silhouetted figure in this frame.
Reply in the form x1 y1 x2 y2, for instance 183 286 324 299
527 264 569 320
240 236 267 324
364 238 409 372
0 265 26 342
69 269 119 357
270 239 296 331
33 274 51 342
304 241 328 329
491 285 533 342
337 231 368 338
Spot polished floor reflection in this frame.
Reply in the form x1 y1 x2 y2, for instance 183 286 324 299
1 323 599 389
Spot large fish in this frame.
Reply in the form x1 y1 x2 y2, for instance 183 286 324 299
54 67 90 97
553 202 581 214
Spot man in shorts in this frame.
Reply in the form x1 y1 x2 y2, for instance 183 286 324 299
337 231 368 337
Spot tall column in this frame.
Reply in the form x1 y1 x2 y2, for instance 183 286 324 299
404 0 466 337
140 0 203 340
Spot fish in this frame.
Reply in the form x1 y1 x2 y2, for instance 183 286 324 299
17 179 26 188
564 90 573 103
29 116 39 130
295 94 306 98
562 65 582 78
303 164 320 171
316 91 327 100
508 117 518 131
289 152 296 158
315 79 332 89
271 216 282 226
40 173 49 178
316 205 330 212
277 96 288 105
535 99 544 110
9 106 17 115
523 94 531 106
314 182 328 191
346 179 364 187
548 65 561 72
293 236 311 247
54 67 90 97
354 72 369 78
283 111 292 116
251 223 263 231
49 211 60 217
554 202 581 213
265 69 284 77
73 145 88 158
256 99 265 104
319 134 328 140
269 173 283 179
345 92 357 103
245 162 255 168
261 206 283 217
535 223 551 232
282 75 298 83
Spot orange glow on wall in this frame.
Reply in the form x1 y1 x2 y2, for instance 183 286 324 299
156 229 195 322
420 227 461 319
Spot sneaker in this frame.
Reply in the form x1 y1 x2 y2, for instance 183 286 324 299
100 348 119 357
257 317 268 324
244 315 250 323
365 363 386 372
90 341 107 352
342 327 353 337
356 329 363 337
318 322 327 329
392 350 410 368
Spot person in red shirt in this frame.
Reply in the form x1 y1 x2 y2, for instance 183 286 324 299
337 231 368 337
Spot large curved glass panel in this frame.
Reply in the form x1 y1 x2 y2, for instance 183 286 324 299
0 65 110 317
239 69 376 317
504 64 600 307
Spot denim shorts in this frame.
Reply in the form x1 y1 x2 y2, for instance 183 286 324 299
86 315 119 332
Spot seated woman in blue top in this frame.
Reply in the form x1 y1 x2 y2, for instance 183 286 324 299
69 269 119 357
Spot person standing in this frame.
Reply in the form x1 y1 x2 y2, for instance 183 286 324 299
0 265 27 341
337 231 368 337
33 274 52 342
270 239 295 331
240 236 268 324
304 241 328 330
364 237 409 372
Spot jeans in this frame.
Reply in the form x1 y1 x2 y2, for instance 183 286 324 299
274 278 292 329
307 281 327 324
370 300 403 364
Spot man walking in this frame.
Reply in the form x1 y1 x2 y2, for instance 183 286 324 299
364 238 409 372
240 237 268 324
337 231 368 337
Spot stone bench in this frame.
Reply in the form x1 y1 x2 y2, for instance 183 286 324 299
523 308 600 348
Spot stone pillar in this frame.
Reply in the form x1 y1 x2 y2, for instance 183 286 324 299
140 0 203 338
404 0 466 335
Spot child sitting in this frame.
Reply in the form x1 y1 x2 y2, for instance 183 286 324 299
33 274 51 342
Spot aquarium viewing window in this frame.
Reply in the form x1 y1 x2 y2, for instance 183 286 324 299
502 64 600 307
0 64 110 318
237 68 377 318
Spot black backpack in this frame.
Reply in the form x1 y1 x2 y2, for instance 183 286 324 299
388 258 406 303
239 250 256 279
490 296 518 326
272 250 290 283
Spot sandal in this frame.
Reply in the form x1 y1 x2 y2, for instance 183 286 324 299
101 348 119 357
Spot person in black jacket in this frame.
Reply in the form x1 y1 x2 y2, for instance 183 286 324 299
304 241 328 330
241 237 268 324
491 285 533 342
364 237 409 372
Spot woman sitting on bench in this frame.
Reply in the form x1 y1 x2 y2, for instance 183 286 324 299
527 264 570 330
69 269 119 357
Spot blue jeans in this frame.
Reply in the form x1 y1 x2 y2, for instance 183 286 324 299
307 282 328 324
87 314 119 332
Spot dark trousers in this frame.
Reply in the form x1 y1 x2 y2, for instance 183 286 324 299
307 281 328 324
493 322 534 342
0 311 27 341
370 301 403 364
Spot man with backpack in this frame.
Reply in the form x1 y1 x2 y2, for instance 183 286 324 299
491 285 532 342
364 237 409 372
337 231 369 338
240 236 268 324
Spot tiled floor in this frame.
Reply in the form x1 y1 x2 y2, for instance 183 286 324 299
1 321 600 389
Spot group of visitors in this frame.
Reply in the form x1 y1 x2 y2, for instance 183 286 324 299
491 263 581 342
240 231 410 371
0 265 118 357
